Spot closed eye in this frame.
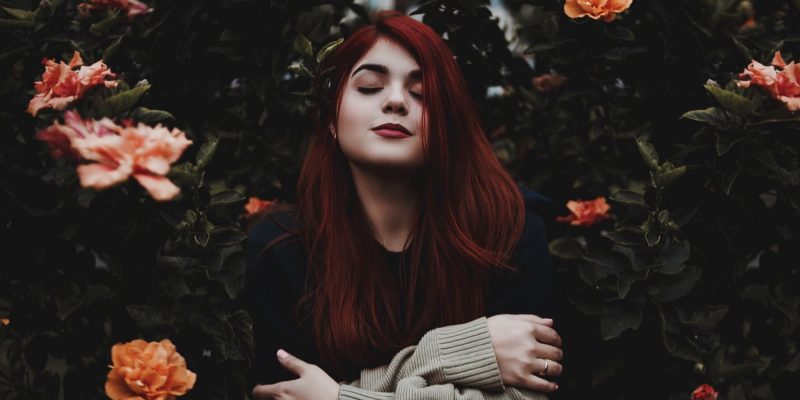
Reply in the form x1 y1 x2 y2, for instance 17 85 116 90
357 87 423 99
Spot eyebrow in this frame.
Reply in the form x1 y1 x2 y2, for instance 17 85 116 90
351 63 422 80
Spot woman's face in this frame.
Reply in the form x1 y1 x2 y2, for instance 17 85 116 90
335 39 425 173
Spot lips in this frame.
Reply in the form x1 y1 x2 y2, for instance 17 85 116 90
372 123 411 136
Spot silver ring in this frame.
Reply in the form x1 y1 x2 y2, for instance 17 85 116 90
541 360 549 375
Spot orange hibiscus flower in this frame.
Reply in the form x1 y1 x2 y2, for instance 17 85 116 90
78 0 153 19
244 197 273 220
564 0 633 22
27 51 118 116
556 197 612 227
105 339 196 400
690 384 718 400
737 51 800 112
35 111 192 201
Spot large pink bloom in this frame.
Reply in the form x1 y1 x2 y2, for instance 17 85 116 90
737 51 800 112
35 111 192 202
27 51 118 116
78 0 154 19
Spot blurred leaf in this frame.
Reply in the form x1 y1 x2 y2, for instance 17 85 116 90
651 265 702 302
208 190 245 208
608 190 646 207
635 136 659 169
293 34 313 58
681 107 727 127
131 107 175 123
658 239 690 275
676 305 729 330
196 136 220 170
583 251 629 276
704 84 757 115
1 7 34 20
97 84 151 117
601 301 642 340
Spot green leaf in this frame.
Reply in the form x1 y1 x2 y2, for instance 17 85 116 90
89 12 124 35
605 25 635 41
608 190 646 207
208 190 245 208
102 35 124 61
635 136 659 169
600 228 643 246
548 237 584 259
617 269 648 299
676 305 729 330
651 265 702 302
126 305 173 330
681 107 727 127
293 34 313 59
1 6 34 20
288 62 313 78
193 231 210 247
601 301 642 340
582 251 630 276
131 107 174 123
97 84 151 117
0 18 34 29
654 165 686 187
316 37 343 64
209 226 247 247
704 84 757 114
195 136 219 170
658 239 690 275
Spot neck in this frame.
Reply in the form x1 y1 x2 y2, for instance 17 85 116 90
349 161 419 252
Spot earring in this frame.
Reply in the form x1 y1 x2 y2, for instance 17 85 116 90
329 122 337 140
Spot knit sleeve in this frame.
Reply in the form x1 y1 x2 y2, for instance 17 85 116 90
338 381 548 400
336 316 549 400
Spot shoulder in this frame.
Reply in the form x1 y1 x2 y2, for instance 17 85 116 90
245 208 303 280
514 183 555 255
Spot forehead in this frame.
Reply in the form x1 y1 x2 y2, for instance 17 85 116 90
351 39 420 76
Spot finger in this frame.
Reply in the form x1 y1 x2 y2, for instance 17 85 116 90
513 314 553 326
252 382 284 399
531 324 562 347
276 349 307 376
533 342 564 361
533 358 564 377
520 373 559 393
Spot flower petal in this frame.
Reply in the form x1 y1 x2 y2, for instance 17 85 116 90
133 174 181 201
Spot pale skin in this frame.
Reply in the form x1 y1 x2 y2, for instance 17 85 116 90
252 39 563 400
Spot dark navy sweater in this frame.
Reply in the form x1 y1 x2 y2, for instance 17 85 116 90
243 185 557 388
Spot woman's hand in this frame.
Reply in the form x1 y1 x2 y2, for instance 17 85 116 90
252 349 340 400
486 314 564 393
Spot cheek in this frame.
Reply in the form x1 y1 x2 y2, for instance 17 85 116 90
338 93 372 135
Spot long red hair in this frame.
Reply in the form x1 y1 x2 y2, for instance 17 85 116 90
262 10 526 380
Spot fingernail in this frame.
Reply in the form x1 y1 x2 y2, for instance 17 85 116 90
554 384 559 390
277 349 288 359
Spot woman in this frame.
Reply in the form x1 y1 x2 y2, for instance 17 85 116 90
244 10 564 400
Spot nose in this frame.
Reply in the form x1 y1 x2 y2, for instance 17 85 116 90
381 82 408 115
